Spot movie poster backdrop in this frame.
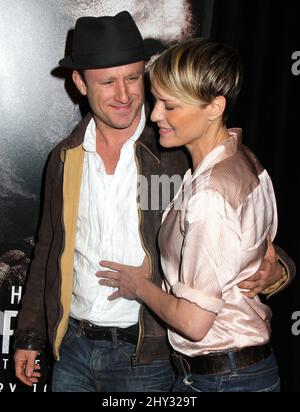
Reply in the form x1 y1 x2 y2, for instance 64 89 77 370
0 0 210 392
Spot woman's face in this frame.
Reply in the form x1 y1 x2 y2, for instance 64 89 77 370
150 81 210 150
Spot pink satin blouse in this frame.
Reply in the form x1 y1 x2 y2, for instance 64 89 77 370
159 129 278 356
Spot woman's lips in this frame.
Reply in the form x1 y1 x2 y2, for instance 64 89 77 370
159 127 174 135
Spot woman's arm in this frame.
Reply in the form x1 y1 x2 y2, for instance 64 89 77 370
98 259 216 341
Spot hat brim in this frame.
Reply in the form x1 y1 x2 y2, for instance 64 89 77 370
59 38 164 70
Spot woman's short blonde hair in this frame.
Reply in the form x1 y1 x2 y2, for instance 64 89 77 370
149 37 242 122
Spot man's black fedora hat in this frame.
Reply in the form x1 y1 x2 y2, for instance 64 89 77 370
59 11 161 70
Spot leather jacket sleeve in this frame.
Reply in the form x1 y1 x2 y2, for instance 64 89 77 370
262 244 296 298
14 149 60 351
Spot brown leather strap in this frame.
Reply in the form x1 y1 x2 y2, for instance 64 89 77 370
172 344 272 375
72 318 138 344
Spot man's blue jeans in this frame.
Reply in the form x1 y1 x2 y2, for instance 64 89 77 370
172 351 280 392
52 317 174 392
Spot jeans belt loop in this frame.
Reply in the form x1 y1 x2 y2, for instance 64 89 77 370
79 319 88 337
111 327 118 348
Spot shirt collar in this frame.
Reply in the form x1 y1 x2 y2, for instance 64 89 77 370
188 128 243 181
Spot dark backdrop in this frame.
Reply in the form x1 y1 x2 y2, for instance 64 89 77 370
209 0 299 392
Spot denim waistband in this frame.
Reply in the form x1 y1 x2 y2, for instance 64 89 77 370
71 317 138 344
172 344 272 375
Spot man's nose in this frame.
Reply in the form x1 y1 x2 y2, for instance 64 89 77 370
115 81 129 103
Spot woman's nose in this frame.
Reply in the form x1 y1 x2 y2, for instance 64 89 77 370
150 102 164 122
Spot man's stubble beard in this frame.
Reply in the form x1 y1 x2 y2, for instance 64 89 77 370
95 101 144 131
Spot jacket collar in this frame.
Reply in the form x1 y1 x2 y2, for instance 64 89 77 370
60 108 161 163
61 113 92 151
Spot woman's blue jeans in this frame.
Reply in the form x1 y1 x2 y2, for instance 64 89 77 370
172 351 280 392
52 317 174 392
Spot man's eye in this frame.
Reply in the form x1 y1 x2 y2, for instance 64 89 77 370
101 81 113 85
127 76 139 82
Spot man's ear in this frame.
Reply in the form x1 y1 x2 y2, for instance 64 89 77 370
72 70 87 96
208 96 226 121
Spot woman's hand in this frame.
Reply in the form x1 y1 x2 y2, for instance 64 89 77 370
96 257 150 300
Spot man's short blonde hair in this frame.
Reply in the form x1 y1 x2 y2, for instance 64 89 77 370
149 37 242 122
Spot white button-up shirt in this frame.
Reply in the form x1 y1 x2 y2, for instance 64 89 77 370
70 108 146 327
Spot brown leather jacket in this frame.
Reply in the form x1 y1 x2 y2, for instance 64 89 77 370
14 113 190 364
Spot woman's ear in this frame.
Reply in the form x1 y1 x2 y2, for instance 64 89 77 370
72 70 87 96
208 96 226 121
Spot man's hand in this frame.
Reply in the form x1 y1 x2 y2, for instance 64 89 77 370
238 238 282 298
14 349 41 386
96 257 150 300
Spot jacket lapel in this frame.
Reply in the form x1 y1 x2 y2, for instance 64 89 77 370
54 144 84 359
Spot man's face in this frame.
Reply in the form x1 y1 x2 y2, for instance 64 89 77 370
73 61 145 130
